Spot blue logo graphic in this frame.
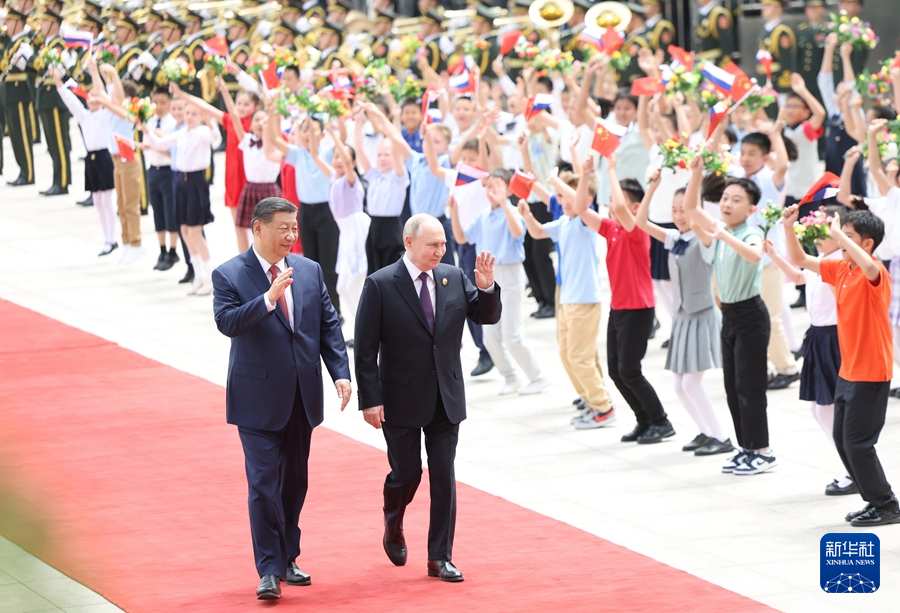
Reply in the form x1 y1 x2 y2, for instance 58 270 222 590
820 533 880 593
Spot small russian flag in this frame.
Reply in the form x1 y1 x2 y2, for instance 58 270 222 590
330 69 354 90
455 163 489 186
449 70 475 94
64 30 93 50
420 85 443 119
578 30 603 51
707 100 729 138
701 62 735 95
426 108 442 124
64 78 88 100
525 93 553 119
755 49 773 81
667 45 694 72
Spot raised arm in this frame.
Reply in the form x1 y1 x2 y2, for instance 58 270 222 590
370 101 412 162
818 32 838 118
99 63 125 104
308 126 335 177
502 198 524 239
790 72 825 131
355 113 373 175
575 157 603 232
218 78 246 141
447 195 468 244
333 122 356 186
265 95 289 159
765 111 789 190
634 169 668 242
837 146 861 207
684 155 718 230
421 116 448 180
764 235 806 284
172 82 224 123
607 155 636 231
517 199 550 239
867 118 893 196
839 41 856 85
54 73 87 123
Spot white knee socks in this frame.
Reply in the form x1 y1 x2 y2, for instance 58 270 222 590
94 190 116 245
673 372 727 442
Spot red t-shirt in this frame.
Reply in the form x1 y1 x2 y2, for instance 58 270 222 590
222 113 252 208
599 218 655 311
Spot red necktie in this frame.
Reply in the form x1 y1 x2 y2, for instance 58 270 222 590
268 264 289 321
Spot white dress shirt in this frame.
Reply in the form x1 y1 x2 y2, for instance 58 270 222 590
403 254 436 310
143 113 177 168
58 87 110 152
143 124 219 172
238 133 282 183
256 246 295 329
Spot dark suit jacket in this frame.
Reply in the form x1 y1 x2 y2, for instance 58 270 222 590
212 249 351 431
354 258 502 428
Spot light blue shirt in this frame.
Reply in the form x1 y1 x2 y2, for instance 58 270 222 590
108 115 135 156
543 215 601 304
463 203 526 266
364 167 409 217
286 144 334 204
406 151 450 218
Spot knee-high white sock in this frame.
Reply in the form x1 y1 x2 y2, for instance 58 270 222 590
673 373 711 437
654 279 676 319
682 371 728 442
94 190 117 245
811 402 836 448
782 292 801 353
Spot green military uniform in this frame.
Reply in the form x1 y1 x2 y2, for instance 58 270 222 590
797 19 826 102
223 15 252 97
645 14 676 58
410 10 447 83
27 27 42 145
0 30 7 175
693 1 736 67
617 27 651 85
560 25 588 65
465 5 500 78
1 11 37 185
180 12 206 100
33 14 72 195
314 21 347 89
756 20 796 93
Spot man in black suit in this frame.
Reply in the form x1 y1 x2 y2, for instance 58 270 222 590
355 214 502 583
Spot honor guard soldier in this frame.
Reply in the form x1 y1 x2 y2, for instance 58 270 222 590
315 20 347 88
298 0 328 29
148 13 188 91
370 7 399 63
270 18 300 51
415 9 450 80
326 0 352 24
33 7 71 195
505 0 543 80
115 13 143 91
797 0 827 102
693 0 736 67
560 0 592 64
831 0 868 83
1 6 37 186
468 4 500 77
223 13 252 99
72 12 106 90
642 0 675 58
756 0 796 94
140 9 167 58
180 9 205 98
617 3 651 85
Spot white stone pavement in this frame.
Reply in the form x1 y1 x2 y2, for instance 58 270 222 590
1 137 898 613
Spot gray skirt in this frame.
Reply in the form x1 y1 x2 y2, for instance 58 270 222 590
665 306 722 373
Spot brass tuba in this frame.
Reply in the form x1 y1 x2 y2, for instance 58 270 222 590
584 1 632 35
528 0 574 30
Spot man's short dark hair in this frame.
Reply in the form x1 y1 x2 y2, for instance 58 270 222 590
462 138 479 152
401 98 421 110
536 76 553 93
122 79 138 98
151 86 170 98
742 132 772 155
619 178 644 204
701 171 727 203
282 65 300 78
842 210 885 251
724 177 762 206
870 105 897 121
252 197 298 226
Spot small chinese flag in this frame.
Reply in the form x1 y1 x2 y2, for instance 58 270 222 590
891 51 900 71
499 30 522 57
591 123 621 157
509 170 535 200
203 35 229 57
261 59 280 90
600 26 623 54
723 62 755 104
631 76 663 97
114 134 135 162
667 45 694 71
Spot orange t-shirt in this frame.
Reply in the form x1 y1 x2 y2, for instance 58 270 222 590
820 257 893 382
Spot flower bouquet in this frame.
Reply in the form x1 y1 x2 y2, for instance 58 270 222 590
513 41 538 61
293 85 322 115
794 207 833 250
462 38 490 61
35 46 62 72
390 34 425 68
389 75 422 103
532 49 575 76
659 138 694 170
245 53 269 75
355 59 391 101
273 46 297 68
96 42 120 65
861 119 900 161
695 80 726 112
126 96 155 123
758 201 784 238
699 146 732 177
823 11 878 50
855 62 892 105
203 53 228 77
741 85 776 114
273 88 301 119
162 57 196 84
319 93 350 122
607 49 631 73
662 63 702 97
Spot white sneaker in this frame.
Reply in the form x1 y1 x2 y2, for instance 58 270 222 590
519 377 549 395
733 451 778 476
120 244 144 265
187 277 202 296
117 244 131 264
499 377 521 395
193 280 214 296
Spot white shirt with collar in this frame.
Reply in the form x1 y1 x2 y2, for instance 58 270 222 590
646 13 661 29
144 113 176 168
699 0 720 16
256 246 295 329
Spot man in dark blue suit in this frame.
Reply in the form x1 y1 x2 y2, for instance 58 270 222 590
212 198 351 601
354 214 501 583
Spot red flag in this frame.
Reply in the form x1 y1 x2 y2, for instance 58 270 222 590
723 62 755 103
631 76 663 96
261 59 280 90
798 172 841 205
667 45 693 71
601 26 623 54
510 170 535 199
499 30 522 56
203 35 229 57
114 134 135 162
891 51 900 71
591 123 621 157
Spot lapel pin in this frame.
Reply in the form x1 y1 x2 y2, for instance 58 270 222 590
442 278 448 286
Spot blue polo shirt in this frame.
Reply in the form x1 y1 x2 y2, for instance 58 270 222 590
548 195 563 286
402 127 423 153
285 144 333 204
463 203 526 266
543 214 601 304
406 151 450 218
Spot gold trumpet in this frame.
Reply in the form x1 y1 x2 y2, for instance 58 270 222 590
528 0 574 29
344 10 373 34
584 1 631 34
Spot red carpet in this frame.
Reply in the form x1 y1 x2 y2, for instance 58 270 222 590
0 299 776 612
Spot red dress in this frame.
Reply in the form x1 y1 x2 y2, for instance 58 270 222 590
223 113 253 209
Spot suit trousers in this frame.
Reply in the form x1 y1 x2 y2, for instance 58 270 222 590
522 200 556 308
721 296 771 450
38 108 71 189
482 263 541 381
113 157 143 246
607 308 667 425
833 379 896 509
761 263 798 374
382 396 459 561
238 385 313 578
366 216 404 274
456 242 489 360
558 300 611 412
299 202 341 315
5 101 34 183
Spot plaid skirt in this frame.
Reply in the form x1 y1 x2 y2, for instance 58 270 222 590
236 182 282 228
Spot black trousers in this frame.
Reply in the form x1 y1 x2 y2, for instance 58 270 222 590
366 216 405 274
834 379 896 509
29 100 40 144
5 101 34 183
721 296 770 450
299 202 341 315
522 200 556 307
457 242 489 360
147 166 178 233
237 385 313 578
39 108 71 189
607 308 667 425
382 396 459 562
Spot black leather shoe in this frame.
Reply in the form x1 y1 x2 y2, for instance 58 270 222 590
790 290 806 309
825 480 859 496
256 575 281 600
767 373 800 390
98 243 118 257
40 185 68 196
153 251 167 270
383 529 407 566
77 195 94 207
157 250 179 271
7 176 33 186
682 433 711 452
470 356 493 377
649 316 660 339
427 560 464 582
890 387 900 398
661 338 670 349
845 503 874 522
533 304 555 319
572 397 582 405
621 423 650 442
178 265 195 284
637 420 676 444
850 503 900 527
285 561 311 586
694 438 735 456
345 338 355 349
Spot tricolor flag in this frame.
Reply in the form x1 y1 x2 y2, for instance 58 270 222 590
578 30 603 51
64 30 93 50
667 45 694 72
420 85 443 119
203 35 229 57
449 70 475 94
659 64 674 88
64 78 88 100
755 49 773 82
499 30 522 57
426 108 442 124
114 134 136 162
707 100 729 139
797 172 841 218
455 163 489 186
447 55 476 76
509 169 535 200
525 93 553 119
591 119 628 157
701 61 735 95
723 62 757 104
329 69 354 91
